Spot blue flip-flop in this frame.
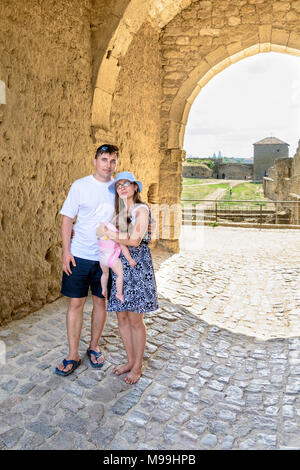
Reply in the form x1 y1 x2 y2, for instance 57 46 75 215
55 358 81 376
87 349 105 368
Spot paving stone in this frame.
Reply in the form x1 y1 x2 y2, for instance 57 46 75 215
76 377 99 389
239 438 257 450
59 396 85 413
282 405 295 419
200 433 218 448
0 427 24 448
18 432 45 450
26 422 57 439
125 410 149 427
18 382 36 395
163 424 180 445
257 433 277 449
220 435 235 450
151 409 172 423
173 411 190 425
1 379 18 392
149 383 166 397
111 389 143 415
186 417 207 435
58 415 88 434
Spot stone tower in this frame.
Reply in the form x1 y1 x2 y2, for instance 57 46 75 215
253 137 289 181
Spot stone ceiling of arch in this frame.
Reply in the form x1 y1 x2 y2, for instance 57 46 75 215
92 0 193 78
91 0 193 128
160 0 300 148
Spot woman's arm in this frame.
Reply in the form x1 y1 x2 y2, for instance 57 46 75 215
100 207 149 247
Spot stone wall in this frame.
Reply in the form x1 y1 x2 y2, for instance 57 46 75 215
263 144 300 223
214 163 253 180
183 164 212 178
264 158 293 199
110 22 162 203
0 0 94 323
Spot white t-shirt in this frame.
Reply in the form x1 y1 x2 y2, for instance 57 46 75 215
60 175 115 261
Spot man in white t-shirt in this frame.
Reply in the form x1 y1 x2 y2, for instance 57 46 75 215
56 144 119 376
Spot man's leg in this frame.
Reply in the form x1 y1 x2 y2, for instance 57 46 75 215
88 295 107 365
57 297 86 373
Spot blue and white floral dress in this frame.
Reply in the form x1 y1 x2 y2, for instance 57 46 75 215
107 204 159 314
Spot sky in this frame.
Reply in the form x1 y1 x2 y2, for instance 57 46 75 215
184 52 300 159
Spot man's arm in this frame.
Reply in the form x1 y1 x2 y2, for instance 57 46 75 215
61 215 76 276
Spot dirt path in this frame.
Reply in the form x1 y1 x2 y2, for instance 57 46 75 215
204 180 242 200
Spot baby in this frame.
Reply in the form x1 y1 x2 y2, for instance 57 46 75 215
97 222 136 303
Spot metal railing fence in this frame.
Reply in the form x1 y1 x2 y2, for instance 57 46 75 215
181 199 300 226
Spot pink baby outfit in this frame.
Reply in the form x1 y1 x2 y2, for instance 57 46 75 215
98 222 122 268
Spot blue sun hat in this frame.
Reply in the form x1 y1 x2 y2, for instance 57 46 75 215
108 171 143 194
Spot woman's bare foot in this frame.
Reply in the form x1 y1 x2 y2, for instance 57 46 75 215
113 363 132 376
124 367 142 384
116 293 124 303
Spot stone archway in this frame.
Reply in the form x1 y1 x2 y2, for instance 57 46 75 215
158 41 300 249
157 0 300 249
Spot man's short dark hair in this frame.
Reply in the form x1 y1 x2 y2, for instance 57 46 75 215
95 144 119 159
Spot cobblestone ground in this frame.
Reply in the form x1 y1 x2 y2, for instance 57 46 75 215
0 226 300 450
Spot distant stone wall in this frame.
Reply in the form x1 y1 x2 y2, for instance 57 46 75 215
183 164 213 178
214 163 253 180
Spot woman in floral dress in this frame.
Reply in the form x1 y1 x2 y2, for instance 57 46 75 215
97 171 158 384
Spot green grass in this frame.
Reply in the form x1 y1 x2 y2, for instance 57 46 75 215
220 182 272 207
182 182 231 202
182 178 214 186
181 179 274 209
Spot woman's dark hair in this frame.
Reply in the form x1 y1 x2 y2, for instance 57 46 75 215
95 144 119 159
114 183 144 232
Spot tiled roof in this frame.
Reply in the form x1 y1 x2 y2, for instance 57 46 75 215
253 137 289 145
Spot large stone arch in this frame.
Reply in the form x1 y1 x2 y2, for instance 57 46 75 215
157 0 300 250
166 42 300 151
91 0 193 133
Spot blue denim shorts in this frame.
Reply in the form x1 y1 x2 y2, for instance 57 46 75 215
61 256 111 299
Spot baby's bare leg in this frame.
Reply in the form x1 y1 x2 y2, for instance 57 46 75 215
100 264 109 297
121 245 136 267
112 258 125 303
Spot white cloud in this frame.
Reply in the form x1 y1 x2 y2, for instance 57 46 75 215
184 52 300 158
